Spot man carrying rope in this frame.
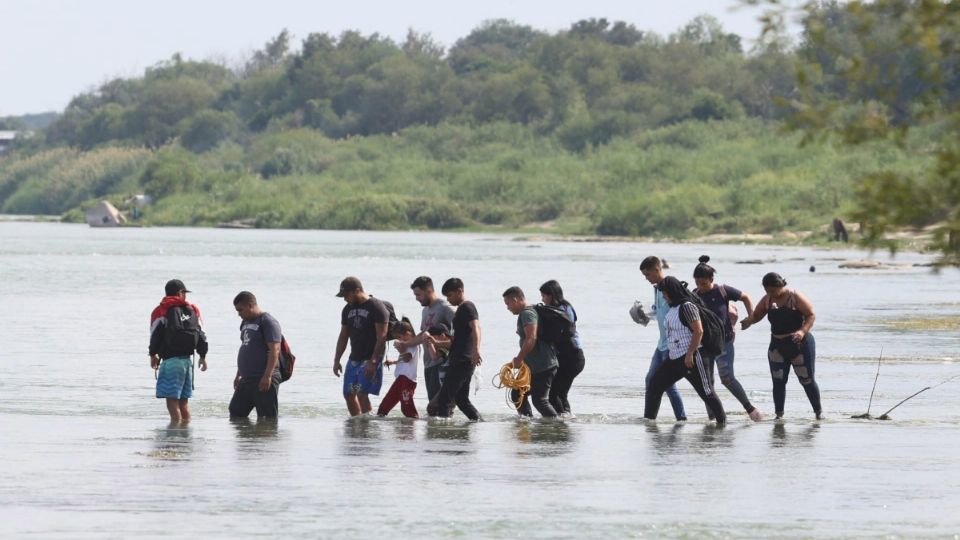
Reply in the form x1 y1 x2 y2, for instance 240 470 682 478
503 286 559 418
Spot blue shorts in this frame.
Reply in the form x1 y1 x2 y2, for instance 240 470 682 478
343 359 383 397
156 356 193 399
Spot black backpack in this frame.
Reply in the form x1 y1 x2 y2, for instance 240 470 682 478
164 305 200 357
679 300 725 358
533 304 577 347
382 300 401 340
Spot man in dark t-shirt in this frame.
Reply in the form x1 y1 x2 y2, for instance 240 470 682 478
229 290 282 419
333 276 389 416
427 277 482 420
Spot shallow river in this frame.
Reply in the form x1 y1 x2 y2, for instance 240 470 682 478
1 222 958 538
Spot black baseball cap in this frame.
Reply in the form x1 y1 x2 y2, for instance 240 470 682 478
336 276 363 297
165 279 191 296
427 323 451 336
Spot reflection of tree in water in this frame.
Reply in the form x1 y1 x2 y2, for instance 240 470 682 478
513 420 575 458
149 423 193 461
770 422 820 449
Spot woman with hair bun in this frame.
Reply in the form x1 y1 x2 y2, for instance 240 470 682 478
740 272 822 420
693 255 763 422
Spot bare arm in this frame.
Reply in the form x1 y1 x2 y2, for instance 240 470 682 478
333 324 349 376
364 322 388 377
259 341 280 391
739 292 755 320
740 294 769 331
470 319 482 366
793 291 816 340
513 323 537 368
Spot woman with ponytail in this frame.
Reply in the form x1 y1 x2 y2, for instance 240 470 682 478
693 255 763 422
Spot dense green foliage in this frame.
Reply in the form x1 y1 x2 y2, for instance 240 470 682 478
0 11 944 243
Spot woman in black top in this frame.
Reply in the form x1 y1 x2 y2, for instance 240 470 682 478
740 272 822 420
539 280 586 416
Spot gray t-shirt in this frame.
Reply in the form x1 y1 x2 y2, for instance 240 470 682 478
237 312 282 378
421 299 455 368
517 306 558 374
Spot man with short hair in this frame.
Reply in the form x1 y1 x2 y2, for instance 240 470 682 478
503 286 559 418
427 278 482 420
639 256 687 421
229 291 282 419
150 279 208 423
333 276 389 416
395 276 456 403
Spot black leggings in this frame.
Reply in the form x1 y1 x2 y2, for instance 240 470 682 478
644 352 725 424
549 344 585 415
430 361 481 421
513 366 559 418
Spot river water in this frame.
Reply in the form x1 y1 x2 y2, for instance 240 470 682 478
1 222 958 539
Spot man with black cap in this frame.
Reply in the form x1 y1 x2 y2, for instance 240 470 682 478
149 279 208 423
333 276 390 416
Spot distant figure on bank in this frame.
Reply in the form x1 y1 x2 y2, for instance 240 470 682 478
692 256 763 422
395 276 455 403
740 272 822 420
639 256 687 421
539 280 586 416
832 218 849 243
229 291 282 419
333 277 389 416
643 277 726 426
427 278 482 420
377 318 420 418
503 286 559 418
149 279 208 423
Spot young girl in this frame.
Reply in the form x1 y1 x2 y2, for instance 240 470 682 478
377 318 420 418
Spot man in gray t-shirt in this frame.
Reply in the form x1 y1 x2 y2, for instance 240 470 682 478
396 276 456 402
229 291 282 419
502 286 558 418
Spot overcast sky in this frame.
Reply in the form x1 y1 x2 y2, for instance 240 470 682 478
0 0 779 116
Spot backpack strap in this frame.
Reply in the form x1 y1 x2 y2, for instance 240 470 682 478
719 284 728 301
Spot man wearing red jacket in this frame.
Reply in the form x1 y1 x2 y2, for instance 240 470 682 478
149 279 208 423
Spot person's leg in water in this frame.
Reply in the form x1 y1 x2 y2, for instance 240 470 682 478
550 345 585 415
516 367 558 418
682 350 726 426
342 360 364 416
715 341 762 421
166 399 184 423
644 358 686 420
768 347 790 419
647 348 686 420
424 364 441 402
377 378 403 416
791 333 822 419
177 398 191 422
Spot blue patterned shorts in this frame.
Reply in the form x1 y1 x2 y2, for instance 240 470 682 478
156 356 193 399
343 359 382 397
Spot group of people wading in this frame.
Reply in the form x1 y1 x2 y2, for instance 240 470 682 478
148 255 822 425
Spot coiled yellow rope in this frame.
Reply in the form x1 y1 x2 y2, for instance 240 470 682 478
493 362 531 409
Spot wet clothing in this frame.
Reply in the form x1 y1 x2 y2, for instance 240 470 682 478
342 297 390 362
377 375 418 418
229 372 280 419
516 306 559 374
549 303 585 415
646 348 686 420
513 366 559 418
767 292 804 335
697 285 756 414
448 301 479 364
433 361 481 420
424 364 443 401
769 333 821 416
237 313 282 379
156 356 193 399
421 300 455 369
644 351 726 424
645 302 725 423
342 359 383 396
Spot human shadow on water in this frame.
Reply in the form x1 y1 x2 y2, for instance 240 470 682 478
770 422 821 449
424 419 475 455
341 416 383 457
230 417 279 440
512 419 575 458
149 422 193 461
